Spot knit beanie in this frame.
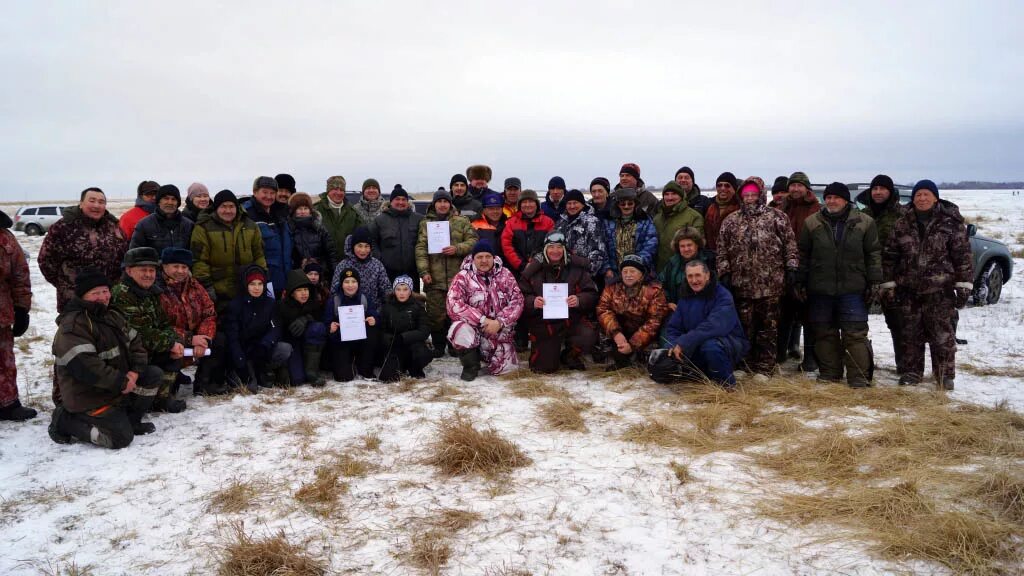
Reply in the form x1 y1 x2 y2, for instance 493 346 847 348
450 174 468 189
716 172 738 188
212 189 238 211
564 189 586 205
912 179 939 200
870 174 895 195
351 226 372 247
548 176 566 191
390 184 410 200
662 181 686 198
74 267 112 298
288 192 314 214
675 166 695 180
362 178 381 193
303 261 323 275
590 177 611 193
326 176 347 192
245 268 266 285
619 163 641 180
253 176 278 192
339 267 360 285
160 247 193 267
432 189 454 204
156 184 181 204
518 189 540 209
771 176 789 194
393 275 414 291
275 173 296 194
620 254 648 276
823 182 851 203
788 171 811 190
187 182 209 200
471 240 495 256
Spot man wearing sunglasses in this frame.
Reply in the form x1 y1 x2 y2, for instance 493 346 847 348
602 188 658 282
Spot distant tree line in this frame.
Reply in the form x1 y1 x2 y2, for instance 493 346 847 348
936 181 1024 190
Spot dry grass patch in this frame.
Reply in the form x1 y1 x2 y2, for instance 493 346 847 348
967 468 1024 524
484 564 533 576
622 419 685 448
506 375 570 400
294 465 350 517
218 523 326 576
279 417 320 438
431 508 482 532
405 529 451 576
961 363 1024 379
423 413 532 477
38 559 94 576
208 478 267 514
669 461 693 485
540 398 590 432
360 431 382 451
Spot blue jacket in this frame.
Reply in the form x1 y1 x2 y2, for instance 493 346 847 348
223 265 281 367
243 199 292 297
665 282 749 359
604 213 658 273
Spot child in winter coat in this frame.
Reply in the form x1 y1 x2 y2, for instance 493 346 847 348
222 265 293 391
276 270 329 386
332 226 390 315
378 276 433 382
303 261 332 307
324 267 379 382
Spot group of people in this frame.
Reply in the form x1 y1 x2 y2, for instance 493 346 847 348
0 163 974 450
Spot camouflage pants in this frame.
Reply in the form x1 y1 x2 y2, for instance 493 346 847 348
0 327 18 408
900 291 957 383
425 286 450 334
735 296 780 376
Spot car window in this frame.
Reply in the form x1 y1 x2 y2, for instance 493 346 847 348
39 207 59 215
22 208 37 216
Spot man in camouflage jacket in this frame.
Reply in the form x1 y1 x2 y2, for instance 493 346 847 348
717 177 799 377
0 209 34 421
111 247 186 410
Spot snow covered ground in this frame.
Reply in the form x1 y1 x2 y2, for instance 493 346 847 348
1 190 1021 575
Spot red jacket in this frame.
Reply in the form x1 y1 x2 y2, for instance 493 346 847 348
119 205 154 241
500 211 555 272
159 275 217 343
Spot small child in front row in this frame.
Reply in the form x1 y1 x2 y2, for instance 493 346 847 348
379 275 433 382
324 267 379 382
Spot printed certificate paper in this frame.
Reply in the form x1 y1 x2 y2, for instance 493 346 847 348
427 220 450 254
542 283 569 320
338 305 367 341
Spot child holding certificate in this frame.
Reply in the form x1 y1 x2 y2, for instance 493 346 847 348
323 267 379 382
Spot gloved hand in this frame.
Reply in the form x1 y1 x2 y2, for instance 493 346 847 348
12 306 29 337
719 273 732 291
954 287 971 309
288 315 311 338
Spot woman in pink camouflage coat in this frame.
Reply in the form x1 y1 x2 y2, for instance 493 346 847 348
446 241 524 381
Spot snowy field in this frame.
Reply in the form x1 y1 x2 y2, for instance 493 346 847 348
1 190 1022 575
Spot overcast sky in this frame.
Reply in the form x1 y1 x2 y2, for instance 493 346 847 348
2 0 1021 200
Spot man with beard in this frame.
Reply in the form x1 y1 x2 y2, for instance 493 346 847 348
130 184 195 254
275 173 296 205
111 248 187 412
716 177 798 380
797 183 881 388
648 260 749 388
243 176 292 298
673 166 711 217
881 179 973 390
703 172 740 251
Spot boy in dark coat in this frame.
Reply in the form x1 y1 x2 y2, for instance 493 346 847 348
378 276 432 382
276 270 329 386
324 267 380 382
222 265 292 391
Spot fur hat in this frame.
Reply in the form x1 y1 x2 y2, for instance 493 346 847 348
288 192 314 214
564 189 586 205
823 182 851 202
275 173 296 194
212 189 238 211
160 247 193 267
619 163 641 180
620 254 647 276
123 247 160 268
548 176 566 191
361 178 380 193
466 165 492 183
137 181 160 198
74 267 111 298
788 171 811 190
912 179 939 200
326 176 347 192
518 189 540 209
615 187 638 202
252 176 278 192
672 226 705 253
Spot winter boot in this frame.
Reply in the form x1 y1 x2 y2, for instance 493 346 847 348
303 345 326 387
842 326 873 389
459 348 481 382
0 399 38 421
174 372 194 400
941 378 955 391
48 406 73 444
431 332 448 359
898 374 921 386
561 347 586 371
154 372 186 413
799 343 818 373
273 365 292 388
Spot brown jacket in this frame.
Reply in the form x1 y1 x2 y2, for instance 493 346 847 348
596 281 669 350
770 188 820 241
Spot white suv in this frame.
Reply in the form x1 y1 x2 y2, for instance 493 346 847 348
14 205 64 235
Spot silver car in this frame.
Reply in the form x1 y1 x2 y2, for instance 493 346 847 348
14 205 64 235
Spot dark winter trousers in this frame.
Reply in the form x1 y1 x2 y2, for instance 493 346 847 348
148 353 183 407
777 295 804 359
56 365 161 449
735 296 781 375
900 291 957 384
285 322 328 384
329 326 379 382
193 332 228 393
648 339 739 387
527 318 598 373
425 286 451 352
379 340 432 382
808 294 872 385
881 302 904 374
0 327 19 409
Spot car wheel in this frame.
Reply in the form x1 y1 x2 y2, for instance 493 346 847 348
973 261 1004 305
24 223 42 236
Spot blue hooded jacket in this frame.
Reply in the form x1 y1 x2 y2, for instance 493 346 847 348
664 280 749 359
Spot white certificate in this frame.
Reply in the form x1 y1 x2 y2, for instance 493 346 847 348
542 283 569 320
337 305 367 341
183 348 212 357
427 220 450 254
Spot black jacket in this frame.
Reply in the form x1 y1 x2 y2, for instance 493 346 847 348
129 209 195 255
289 214 340 273
370 206 424 278
380 293 430 348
